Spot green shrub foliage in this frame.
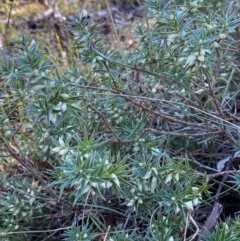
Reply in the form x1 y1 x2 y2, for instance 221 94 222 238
1 0 240 240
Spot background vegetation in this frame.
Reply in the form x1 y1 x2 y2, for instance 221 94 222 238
1 0 240 240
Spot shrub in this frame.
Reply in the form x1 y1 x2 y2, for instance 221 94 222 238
1 0 240 240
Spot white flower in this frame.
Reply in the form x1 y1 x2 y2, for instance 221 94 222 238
151 88 157 93
4 130 12 138
61 103 67 111
190 0 198 7
186 54 196 66
191 187 199 192
212 41 220 48
151 167 158 175
150 176 157 192
53 102 67 112
175 204 180 214
151 147 161 155
195 88 205 94
84 153 90 159
165 173 172 184
171 44 179 51
82 184 91 195
49 112 57 124
167 33 179 45
193 198 199 206
99 181 112 188
143 170 152 180
59 148 68 156
169 236 174 241
200 49 205 56
137 181 143 191
197 54 204 62
51 146 61 153
59 93 70 99
111 174 120 187
223 223 229 232
219 33 227 39
127 198 135 207
91 182 99 188
174 173 179 181
184 201 193 211
143 181 150 191
177 57 186 63
58 137 65 146
43 131 50 138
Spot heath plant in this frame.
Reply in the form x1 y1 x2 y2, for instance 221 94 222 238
1 0 240 240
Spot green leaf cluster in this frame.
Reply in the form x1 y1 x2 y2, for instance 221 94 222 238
1 0 240 240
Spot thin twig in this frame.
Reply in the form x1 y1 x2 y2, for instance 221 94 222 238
149 205 161 241
197 202 222 241
86 103 121 142
5 0 14 36
90 43 172 82
215 155 234 199
103 225 111 241
71 82 239 132
104 0 130 81
123 213 131 230
41 219 70 241
143 128 221 137
205 72 224 118
1 138 72 208
188 214 200 241
102 59 119 89
0 226 72 236
183 211 189 241
187 158 219 172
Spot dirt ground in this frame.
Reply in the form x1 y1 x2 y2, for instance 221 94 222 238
0 0 144 67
